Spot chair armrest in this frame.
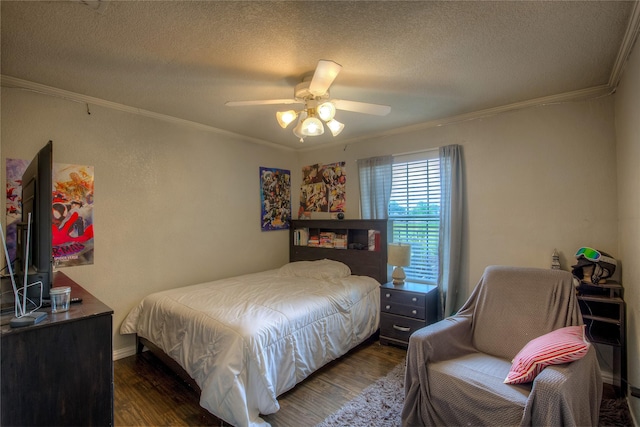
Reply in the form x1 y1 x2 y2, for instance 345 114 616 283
402 316 475 427
407 315 474 363
523 347 602 426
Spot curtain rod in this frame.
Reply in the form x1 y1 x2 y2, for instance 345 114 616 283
392 147 438 157
355 147 438 163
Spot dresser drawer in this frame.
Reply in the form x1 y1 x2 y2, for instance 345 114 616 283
380 313 426 343
380 288 425 308
381 301 425 320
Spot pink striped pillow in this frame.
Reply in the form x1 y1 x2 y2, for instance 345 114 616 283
504 325 590 384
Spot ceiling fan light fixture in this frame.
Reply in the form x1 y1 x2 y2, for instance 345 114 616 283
301 116 324 136
227 60 391 143
317 101 336 121
293 112 306 142
276 110 297 128
326 119 345 136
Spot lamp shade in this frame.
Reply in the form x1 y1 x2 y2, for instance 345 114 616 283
292 112 307 142
388 243 411 285
317 101 336 121
326 119 344 136
301 116 324 136
276 110 297 128
388 243 411 267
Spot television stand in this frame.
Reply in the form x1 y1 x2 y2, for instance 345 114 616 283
1 271 114 426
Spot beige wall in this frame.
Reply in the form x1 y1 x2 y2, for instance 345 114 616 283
614 33 640 421
298 96 619 308
1 88 297 353
2 59 636 419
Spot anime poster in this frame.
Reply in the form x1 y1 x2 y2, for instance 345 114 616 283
53 163 95 266
299 162 346 218
260 167 291 231
5 159 95 268
5 159 31 262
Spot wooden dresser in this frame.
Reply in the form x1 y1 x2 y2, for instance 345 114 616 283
1 272 113 426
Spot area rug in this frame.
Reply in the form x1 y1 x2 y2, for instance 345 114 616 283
315 363 633 427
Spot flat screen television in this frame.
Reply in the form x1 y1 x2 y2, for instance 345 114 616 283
15 140 54 303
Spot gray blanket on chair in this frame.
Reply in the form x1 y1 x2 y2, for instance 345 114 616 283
402 265 602 427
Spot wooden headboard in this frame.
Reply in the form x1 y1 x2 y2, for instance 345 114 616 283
289 219 388 285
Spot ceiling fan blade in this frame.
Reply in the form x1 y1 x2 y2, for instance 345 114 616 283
225 99 302 107
309 60 342 96
333 99 391 116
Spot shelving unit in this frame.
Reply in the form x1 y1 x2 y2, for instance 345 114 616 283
290 219 388 285
577 281 626 396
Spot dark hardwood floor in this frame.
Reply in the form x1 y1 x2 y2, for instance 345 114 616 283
114 337 622 426
114 337 407 426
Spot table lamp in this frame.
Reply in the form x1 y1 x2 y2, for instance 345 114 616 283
388 243 411 285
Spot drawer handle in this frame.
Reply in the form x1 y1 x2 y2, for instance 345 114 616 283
412 310 417 315
386 305 391 310
412 297 417 302
393 325 411 332
385 293 391 298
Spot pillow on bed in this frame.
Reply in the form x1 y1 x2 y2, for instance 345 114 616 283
278 259 352 280
504 325 590 385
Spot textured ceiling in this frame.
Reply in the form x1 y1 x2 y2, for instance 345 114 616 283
1 1 639 150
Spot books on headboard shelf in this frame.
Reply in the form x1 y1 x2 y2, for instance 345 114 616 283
293 228 348 249
292 227 380 250
292 228 309 246
368 230 381 251
289 219 389 285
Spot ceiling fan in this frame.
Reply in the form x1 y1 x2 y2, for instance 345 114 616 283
225 60 391 142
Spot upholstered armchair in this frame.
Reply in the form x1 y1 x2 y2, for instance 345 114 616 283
402 265 602 426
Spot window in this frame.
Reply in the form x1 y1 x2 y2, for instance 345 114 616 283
388 151 441 284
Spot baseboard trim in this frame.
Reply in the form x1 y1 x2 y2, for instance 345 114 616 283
113 345 137 361
601 371 614 385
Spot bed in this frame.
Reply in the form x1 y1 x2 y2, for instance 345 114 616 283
120 257 383 427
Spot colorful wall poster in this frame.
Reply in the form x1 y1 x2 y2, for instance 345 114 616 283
5 159 95 268
299 161 346 218
5 159 31 263
52 163 95 267
260 167 291 231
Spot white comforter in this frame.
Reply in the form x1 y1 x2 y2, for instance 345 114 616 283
120 267 380 427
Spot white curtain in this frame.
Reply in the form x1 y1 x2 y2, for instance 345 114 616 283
357 155 393 219
438 144 464 319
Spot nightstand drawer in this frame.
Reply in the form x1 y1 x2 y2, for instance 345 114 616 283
381 302 425 320
380 288 425 308
380 313 425 342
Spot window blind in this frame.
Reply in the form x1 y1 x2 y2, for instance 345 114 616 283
388 157 441 283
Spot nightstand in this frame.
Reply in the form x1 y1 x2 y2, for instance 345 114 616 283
379 281 438 348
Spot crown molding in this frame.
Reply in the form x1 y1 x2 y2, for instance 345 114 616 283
0 75 616 154
609 0 640 88
301 3 640 153
299 84 613 153
0 75 294 152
